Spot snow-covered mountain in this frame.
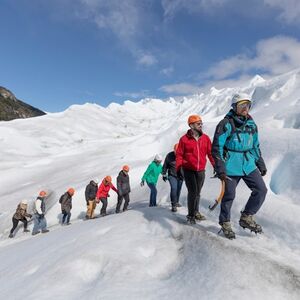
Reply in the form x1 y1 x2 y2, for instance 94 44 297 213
0 69 300 299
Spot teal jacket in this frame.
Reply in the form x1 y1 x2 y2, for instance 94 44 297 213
212 110 266 176
142 161 163 184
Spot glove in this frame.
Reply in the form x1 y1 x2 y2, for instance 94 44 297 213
28 214 32 218
162 175 168 182
176 169 184 181
218 173 227 181
39 213 44 218
107 194 110 198
260 169 267 176
140 180 145 187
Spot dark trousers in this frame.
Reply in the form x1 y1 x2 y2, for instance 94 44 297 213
10 217 27 234
183 169 205 217
219 169 268 223
100 198 108 215
62 210 71 224
147 182 157 206
168 175 183 207
116 193 130 212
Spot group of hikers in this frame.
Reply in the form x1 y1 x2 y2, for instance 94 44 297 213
9 93 267 240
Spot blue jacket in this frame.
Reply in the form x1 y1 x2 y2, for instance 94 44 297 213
212 110 266 176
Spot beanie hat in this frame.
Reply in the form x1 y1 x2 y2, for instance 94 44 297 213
174 143 179 152
105 175 112 183
21 200 28 205
122 165 130 172
68 188 75 196
188 115 202 125
154 154 162 162
39 190 47 197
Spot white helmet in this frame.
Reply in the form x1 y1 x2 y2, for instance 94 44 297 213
231 93 251 106
154 154 162 162
21 200 28 205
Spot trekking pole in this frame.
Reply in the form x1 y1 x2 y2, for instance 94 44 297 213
208 180 225 211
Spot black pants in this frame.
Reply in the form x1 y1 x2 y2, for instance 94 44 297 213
116 193 130 212
100 198 108 215
62 210 71 224
183 169 205 218
10 217 27 234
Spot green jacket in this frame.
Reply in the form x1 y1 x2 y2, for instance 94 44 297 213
142 161 162 184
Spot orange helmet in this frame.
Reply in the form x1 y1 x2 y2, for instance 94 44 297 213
67 188 75 196
105 176 112 183
188 114 202 125
122 165 129 172
173 143 179 152
39 190 47 197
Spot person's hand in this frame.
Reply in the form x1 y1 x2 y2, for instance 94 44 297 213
177 169 184 180
260 169 267 176
218 173 227 181
107 194 110 197
28 214 32 218
162 175 168 182
39 213 44 218
140 180 145 187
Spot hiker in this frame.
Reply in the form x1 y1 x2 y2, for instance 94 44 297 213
116 165 131 213
162 143 183 212
212 93 267 239
176 115 215 224
59 188 75 225
96 176 118 216
85 179 98 219
32 191 49 235
141 154 163 207
9 200 32 238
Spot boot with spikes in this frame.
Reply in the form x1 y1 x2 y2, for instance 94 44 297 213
219 222 236 239
239 213 262 234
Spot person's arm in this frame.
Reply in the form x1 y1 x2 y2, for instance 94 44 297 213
142 163 153 182
176 139 184 172
162 154 168 175
110 183 118 194
212 119 231 176
96 184 103 199
206 135 215 168
85 185 90 201
251 125 267 176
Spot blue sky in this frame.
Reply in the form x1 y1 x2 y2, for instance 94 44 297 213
1 0 300 112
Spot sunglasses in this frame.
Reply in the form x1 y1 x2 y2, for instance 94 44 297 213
237 102 251 109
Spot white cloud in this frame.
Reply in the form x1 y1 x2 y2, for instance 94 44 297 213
137 53 158 66
114 90 151 99
160 66 174 76
206 36 300 80
160 82 202 94
263 0 300 24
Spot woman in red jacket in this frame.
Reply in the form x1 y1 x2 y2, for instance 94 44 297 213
96 176 118 216
176 115 215 224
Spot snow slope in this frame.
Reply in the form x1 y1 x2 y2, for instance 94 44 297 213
0 69 300 299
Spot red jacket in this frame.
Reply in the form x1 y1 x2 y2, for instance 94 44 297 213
176 130 215 172
96 181 118 199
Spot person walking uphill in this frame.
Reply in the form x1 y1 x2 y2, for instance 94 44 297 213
116 165 131 213
96 176 118 216
141 154 163 207
32 191 49 235
9 200 32 238
212 93 267 239
162 144 183 212
59 188 75 225
85 179 98 219
176 115 215 224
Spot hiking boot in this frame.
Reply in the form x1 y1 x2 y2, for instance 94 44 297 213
219 222 236 239
239 213 262 234
32 231 41 236
195 212 206 221
23 229 30 233
171 206 177 212
9 233 14 238
186 215 196 224
176 203 182 208
41 229 49 233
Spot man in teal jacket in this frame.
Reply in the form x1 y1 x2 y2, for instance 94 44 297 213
212 93 267 239
141 154 163 206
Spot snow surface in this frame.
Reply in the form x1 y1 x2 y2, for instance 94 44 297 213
0 69 300 299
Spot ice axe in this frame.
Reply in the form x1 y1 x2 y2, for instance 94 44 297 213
208 179 225 211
